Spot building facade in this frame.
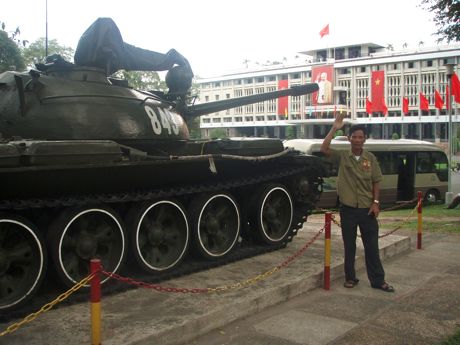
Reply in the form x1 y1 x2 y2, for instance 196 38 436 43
196 42 460 151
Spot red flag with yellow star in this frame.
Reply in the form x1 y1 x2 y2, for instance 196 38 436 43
371 71 385 113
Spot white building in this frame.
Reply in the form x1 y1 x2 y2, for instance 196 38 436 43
196 42 460 150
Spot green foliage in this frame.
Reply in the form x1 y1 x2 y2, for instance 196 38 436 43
439 328 460 345
209 128 227 139
0 21 25 72
392 132 400 140
187 118 202 139
285 126 297 139
334 129 344 137
113 70 167 92
0 30 25 72
420 0 460 43
22 37 74 67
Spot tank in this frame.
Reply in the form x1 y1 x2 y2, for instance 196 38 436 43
0 18 324 314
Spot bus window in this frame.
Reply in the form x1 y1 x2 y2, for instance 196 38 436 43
374 152 393 175
416 152 435 173
431 151 448 182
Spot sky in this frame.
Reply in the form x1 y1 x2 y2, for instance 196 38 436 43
2 0 442 78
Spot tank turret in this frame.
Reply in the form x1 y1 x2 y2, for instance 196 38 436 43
0 18 324 316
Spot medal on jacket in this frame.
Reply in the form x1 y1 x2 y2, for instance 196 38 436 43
362 159 371 171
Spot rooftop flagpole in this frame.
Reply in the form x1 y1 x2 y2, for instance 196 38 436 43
45 0 48 57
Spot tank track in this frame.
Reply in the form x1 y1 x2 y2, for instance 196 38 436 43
0 165 317 322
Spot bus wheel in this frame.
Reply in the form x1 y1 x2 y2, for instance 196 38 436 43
424 189 440 203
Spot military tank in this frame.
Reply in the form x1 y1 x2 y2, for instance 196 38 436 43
0 18 324 314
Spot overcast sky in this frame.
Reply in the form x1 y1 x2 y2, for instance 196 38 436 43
2 0 442 77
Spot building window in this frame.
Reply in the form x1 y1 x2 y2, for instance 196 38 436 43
205 96 209 102
426 60 433 67
335 48 345 60
257 77 264 83
360 67 366 73
268 76 276 82
349 46 361 58
215 95 219 101
317 50 327 61
245 78 253 84
214 82 220 87
292 73 301 79
226 93 230 99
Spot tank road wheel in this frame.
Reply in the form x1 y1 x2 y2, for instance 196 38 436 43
251 184 293 245
0 216 47 313
49 206 126 288
189 193 240 259
128 200 189 273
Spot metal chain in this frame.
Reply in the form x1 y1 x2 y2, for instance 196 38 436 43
101 226 325 294
317 198 420 238
0 273 96 337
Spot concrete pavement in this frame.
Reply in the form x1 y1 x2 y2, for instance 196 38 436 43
1 213 459 345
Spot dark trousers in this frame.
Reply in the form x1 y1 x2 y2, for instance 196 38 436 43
339 206 385 287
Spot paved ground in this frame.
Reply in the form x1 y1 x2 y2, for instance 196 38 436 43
0 213 458 345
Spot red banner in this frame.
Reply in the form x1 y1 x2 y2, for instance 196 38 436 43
452 72 460 103
366 97 372 115
371 71 385 113
312 65 334 105
435 90 444 110
420 92 429 111
402 97 409 115
277 80 289 116
319 24 329 38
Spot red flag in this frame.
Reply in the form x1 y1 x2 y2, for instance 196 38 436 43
319 24 329 38
435 90 444 110
371 71 385 112
277 80 288 116
446 85 450 110
451 72 460 103
366 97 372 115
420 92 429 111
402 96 409 115
382 101 388 116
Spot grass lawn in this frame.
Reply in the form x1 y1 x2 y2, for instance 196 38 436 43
379 203 460 233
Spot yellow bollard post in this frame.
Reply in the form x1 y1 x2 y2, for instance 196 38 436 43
417 191 423 250
324 212 331 290
90 259 102 345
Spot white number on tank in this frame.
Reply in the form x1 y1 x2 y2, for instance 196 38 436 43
144 105 162 135
144 105 180 135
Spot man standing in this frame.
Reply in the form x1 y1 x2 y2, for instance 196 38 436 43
320 113 394 292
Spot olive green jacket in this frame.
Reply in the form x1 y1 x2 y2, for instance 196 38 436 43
329 148 383 208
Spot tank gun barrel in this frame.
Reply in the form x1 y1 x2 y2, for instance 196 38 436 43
183 83 319 117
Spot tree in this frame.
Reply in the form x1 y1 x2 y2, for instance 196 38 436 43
209 128 227 139
285 126 297 139
0 21 25 72
386 44 394 51
420 0 460 43
0 30 25 72
22 37 74 67
113 70 167 92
